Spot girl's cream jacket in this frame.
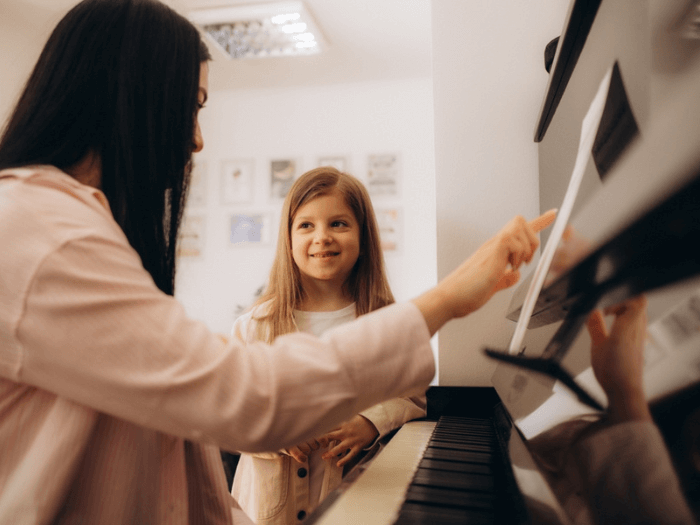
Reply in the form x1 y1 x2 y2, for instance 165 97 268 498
230 302 426 524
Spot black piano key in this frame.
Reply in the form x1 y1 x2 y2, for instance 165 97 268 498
432 429 493 439
432 429 492 438
433 425 492 434
435 418 494 432
422 447 492 464
404 484 496 510
429 441 494 453
436 427 492 434
418 457 493 476
432 430 493 440
395 502 495 525
430 434 493 445
411 467 495 493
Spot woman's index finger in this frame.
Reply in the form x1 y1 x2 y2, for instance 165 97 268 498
529 208 557 233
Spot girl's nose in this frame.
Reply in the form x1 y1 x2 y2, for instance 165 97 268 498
314 228 332 244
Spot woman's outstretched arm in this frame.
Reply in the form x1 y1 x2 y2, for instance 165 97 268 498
413 210 556 336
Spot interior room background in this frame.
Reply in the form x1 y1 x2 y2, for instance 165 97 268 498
0 0 569 385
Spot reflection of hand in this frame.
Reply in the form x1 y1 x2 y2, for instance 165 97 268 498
285 438 322 464
547 226 591 285
413 210 556 335
586 296 651 424
320 415 379 468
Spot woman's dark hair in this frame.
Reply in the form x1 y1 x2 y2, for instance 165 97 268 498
0 0 211 295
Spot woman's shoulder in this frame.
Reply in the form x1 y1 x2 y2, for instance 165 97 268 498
0 165 127 266
0 165 118 240
1 165 110 211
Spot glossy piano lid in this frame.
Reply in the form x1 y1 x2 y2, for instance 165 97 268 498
494 21 700 439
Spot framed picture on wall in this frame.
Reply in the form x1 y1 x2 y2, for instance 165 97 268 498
188 160 207 207
221 159 254 205
375 207 402 252
270 159 297 199
317 155 347 172
229 213 274 247
367 153 400 196
177 214 206 257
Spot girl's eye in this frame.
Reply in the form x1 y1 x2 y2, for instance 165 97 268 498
332 221 347 227
298 222 312 229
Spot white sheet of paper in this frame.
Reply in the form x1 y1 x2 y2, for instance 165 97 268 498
507 67 614 355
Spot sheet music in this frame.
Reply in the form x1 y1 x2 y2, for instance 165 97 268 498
508 66 614 354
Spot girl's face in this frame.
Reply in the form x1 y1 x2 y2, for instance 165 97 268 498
291 190 361 291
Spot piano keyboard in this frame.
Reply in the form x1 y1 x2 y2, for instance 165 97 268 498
395 416 508 525
308 415 524 525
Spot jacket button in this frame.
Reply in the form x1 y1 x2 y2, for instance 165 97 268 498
297 467 307 478
297 510 306 520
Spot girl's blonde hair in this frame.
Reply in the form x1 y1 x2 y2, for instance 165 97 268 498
252 166 395 342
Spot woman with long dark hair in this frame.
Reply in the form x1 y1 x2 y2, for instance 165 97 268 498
0 0 552 523
0 0 210 296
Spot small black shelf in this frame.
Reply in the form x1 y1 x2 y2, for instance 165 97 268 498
534 0 603 142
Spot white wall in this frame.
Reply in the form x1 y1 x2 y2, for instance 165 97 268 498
432 1 571 385
175 78 438 354
0 2 59 125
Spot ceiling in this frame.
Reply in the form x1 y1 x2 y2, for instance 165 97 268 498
5 0 433 92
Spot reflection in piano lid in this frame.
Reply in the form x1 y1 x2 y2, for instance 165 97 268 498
488 37 700 434
485 6 700 521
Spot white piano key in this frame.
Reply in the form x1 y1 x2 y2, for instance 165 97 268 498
312 420 436 525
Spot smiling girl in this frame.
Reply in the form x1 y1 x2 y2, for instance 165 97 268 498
230 167 426 524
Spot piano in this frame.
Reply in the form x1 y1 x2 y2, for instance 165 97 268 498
305 1 700 523
305 387 567 525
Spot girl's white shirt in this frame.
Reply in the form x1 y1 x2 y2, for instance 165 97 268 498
293 303 357 338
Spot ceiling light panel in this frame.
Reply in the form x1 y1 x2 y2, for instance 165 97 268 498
189 1 325 59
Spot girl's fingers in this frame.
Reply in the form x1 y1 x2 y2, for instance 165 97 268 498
287 447 307 463
336 448 358 467
322 444 342 460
